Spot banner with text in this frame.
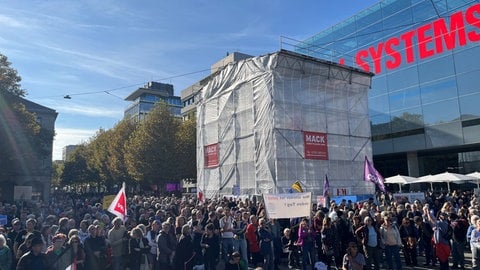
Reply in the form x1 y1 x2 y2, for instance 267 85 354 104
264 192 312 219
303 131 328 160
204 143 219 168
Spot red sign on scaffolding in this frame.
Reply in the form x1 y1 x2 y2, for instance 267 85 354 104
204 143 219 168
303 131 328 160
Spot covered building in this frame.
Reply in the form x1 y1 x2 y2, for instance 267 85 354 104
197 50 374 198
297 0 480 178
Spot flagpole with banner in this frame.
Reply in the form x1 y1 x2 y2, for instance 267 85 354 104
107 182 127 221
364 156 386 193
323 174 329 197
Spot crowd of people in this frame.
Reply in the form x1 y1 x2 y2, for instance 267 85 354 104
0 189 478 270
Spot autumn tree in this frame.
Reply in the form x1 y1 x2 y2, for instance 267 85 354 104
175 116 197 181
124 102 180 187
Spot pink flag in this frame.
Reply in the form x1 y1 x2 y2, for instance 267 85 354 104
197 188 204 202
364 156 386 193
323 174 329 197
108 183 127 221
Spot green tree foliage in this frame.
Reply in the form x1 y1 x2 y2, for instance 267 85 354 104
61 144 98 187
124 102 180 186
175 117 197 181
106 120 136 186
0 53 53 177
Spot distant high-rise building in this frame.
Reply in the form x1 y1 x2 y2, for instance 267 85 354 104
62 145 78 161
124 81 182 122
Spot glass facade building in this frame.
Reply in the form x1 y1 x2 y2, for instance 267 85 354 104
297 0 480 177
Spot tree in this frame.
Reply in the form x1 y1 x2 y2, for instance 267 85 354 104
0 53 52 177
61 144 99 188
175 116 197 181
106 120 136 187
124 102 180 187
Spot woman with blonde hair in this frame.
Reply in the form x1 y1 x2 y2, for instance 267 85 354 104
128 227 150 270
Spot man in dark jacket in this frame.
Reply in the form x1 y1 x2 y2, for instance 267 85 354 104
414 216 434 266
450 212 468 270
16 237 48 270
156 221 175 270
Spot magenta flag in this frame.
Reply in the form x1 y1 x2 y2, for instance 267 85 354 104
323 174 330 197
364 156 386 193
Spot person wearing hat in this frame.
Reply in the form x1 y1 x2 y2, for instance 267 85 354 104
16 236 48 270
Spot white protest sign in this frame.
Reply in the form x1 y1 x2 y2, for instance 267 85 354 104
263 192 311 219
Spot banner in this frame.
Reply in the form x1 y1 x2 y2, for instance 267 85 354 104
303 131 328 160
204 143 219 168
392 192 425 204
14 186 32 201
108 183 127 221
263 192 311 219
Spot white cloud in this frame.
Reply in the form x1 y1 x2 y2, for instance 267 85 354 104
53 128 97 160
54 103 123 118
0 14 27 28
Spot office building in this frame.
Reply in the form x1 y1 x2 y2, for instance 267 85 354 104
124 81 182 122
297 0 480 177
62 145 78 161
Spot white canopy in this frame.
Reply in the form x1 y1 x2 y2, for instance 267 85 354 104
385 175 418 192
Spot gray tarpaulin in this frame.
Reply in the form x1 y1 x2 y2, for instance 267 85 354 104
197 50 375 199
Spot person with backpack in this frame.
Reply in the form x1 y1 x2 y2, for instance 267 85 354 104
450 212 468 270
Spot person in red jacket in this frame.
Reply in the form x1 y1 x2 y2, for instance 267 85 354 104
246 215 261 267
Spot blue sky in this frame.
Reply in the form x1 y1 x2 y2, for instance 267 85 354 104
0 0 379 160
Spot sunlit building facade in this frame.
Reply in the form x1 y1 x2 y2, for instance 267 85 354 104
297 0 480 177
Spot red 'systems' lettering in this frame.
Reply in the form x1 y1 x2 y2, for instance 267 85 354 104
466 4 480 41
433 12 466 54
355 49 370 72
417 24 435 59
353 3 480 74
385 37 401 70
400 30 416 64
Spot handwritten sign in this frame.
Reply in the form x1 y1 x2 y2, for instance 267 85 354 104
263 192 312 219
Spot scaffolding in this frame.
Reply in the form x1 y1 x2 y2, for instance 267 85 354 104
197 50 375 198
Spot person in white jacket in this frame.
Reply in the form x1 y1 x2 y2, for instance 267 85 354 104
380 216 403 270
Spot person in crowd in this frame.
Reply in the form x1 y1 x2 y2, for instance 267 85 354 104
173 224 195 270
13 218 40 259
108 217 128 270
430 212 451 270
298 218 316 270
0 234 12 270
225 251 248 270
321 217 337 269
470 218 480 270
67 234 85 270
281 227 300 269
414 215 434 266
78 220 89 245
128 227 149 270
355 216 381 270
84 225 108 270
313 210 324 262
399 216 418 266
258 218 273 270
342 241 365 270
380 216 403 270
191 220 204 267
246 215 262 267
146 219 160 270
15 233 35 262
220 206 235 261
16 236 47 270
233 210 248 264
450 212 468 270
157 221 175 270
201 223 220 270
45 233 70 270
175 216 187 240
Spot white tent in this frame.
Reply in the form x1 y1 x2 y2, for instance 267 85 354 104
412 172 476 192
384 175 417 192
466 172 480 188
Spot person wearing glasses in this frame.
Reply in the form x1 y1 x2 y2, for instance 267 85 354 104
342 242 365 270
